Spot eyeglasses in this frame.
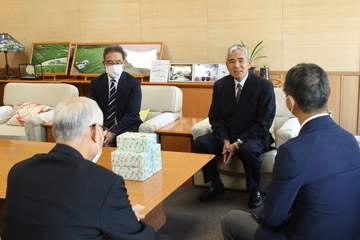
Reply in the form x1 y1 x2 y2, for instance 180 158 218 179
104 61 123 66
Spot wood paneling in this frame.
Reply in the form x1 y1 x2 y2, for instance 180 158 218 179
340 75 359 134
23 0 81 43
2 0 360 73
282 0 360 71
139 0 208 63
207 0 283 70
328 74 341 124
78 0 141 43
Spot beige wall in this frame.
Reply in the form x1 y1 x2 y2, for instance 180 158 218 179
2 0 360 73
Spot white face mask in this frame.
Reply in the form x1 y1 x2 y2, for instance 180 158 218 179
106 65 123 79
92 128 103 163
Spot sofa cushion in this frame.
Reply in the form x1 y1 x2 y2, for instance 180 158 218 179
275 117 300 148
139 109 150 122
0 106 13 124
6 102 51 126
0 124 28 140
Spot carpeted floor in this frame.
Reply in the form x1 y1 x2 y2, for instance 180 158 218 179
158 185 253 240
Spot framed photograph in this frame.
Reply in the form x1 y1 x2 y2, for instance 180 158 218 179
219 63 230 79
193 63 219 82
30 42 71 76
119 42 164 77
169 63 193 82
70 43 117 77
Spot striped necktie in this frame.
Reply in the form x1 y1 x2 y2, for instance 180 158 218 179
106 79 116 129
236 83 242 105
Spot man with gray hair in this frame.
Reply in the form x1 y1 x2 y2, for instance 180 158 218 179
193 44 276 208
221 63 360 240
2 97 170 240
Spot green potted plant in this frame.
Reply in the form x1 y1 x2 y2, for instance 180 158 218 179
240 40 267 73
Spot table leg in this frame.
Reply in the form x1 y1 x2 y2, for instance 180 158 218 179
142 203 166 229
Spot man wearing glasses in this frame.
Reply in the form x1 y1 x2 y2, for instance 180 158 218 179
90 45 142 147
2 97 170 240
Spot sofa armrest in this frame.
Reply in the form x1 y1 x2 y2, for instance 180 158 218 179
24 116 48 142
139 112 179 133
191 118 212 140
275 117 300 148
0 106 13 124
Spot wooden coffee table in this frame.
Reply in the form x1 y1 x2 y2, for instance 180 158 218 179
156 117 204 153
0 139 214 231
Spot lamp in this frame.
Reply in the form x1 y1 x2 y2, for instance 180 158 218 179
0 33 25 79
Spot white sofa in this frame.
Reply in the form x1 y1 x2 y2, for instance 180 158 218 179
138 85 183 135
191 87 300 192
0 83 79 142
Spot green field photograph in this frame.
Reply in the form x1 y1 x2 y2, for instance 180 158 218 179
31 42 71 75
70 43 116 77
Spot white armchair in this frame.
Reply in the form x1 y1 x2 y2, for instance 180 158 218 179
139 85 182 134
191 87 300 192
0 82 79 142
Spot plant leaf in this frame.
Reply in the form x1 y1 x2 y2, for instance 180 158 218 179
251 40 264 58
252 56 268 61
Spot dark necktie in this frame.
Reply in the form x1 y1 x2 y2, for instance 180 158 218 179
236 83 242 105
106 79 116 129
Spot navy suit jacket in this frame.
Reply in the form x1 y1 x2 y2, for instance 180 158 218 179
254 116 360 240
90 72 142 135
209 72 275 147
2 144 159 240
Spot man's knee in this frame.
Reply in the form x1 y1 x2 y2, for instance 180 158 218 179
239 140 264 160
193 135 206 153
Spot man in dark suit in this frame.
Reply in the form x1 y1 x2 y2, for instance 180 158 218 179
90 45 142 147
221 63 360 240
1 97 170 240
193 44 276 208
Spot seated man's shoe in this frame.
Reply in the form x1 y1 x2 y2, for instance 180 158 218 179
248 190 263 209
198 186 225 202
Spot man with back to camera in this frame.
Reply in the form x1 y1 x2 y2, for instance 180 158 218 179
221 63 360 240
193 44 276 208
1 97 171 240
90 45 142 147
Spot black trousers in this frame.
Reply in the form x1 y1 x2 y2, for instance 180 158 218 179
193 132 265 192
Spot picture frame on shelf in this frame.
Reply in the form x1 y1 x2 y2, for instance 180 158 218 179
119 42 164 78
30 42 71 76
19 63 43 80
219 63 230 79
193 63 219 82
150 60 170 83
70 43 118 77
169 63 193 82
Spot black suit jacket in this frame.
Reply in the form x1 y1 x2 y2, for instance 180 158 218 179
2 144 159 240
209 72 275 148
90 72 142 135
